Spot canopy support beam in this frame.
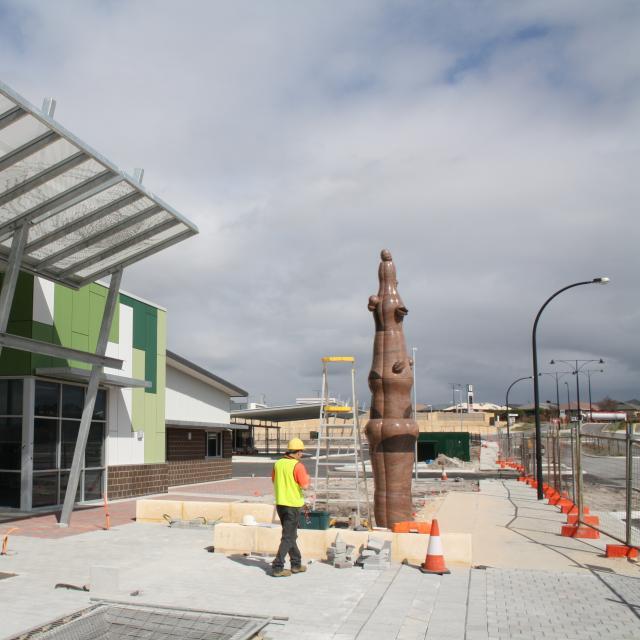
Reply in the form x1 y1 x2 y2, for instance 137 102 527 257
0 223 29 356
59 267 122 527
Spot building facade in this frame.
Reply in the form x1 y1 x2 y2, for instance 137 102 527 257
0 273 246 510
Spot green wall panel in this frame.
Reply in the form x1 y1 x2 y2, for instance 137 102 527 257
120 294 158 393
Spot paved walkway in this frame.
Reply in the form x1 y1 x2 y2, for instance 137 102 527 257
1 478 640 639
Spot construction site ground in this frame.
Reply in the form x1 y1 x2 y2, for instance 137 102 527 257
2 470 640 639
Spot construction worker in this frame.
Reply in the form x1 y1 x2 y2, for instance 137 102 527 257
271 437 310 577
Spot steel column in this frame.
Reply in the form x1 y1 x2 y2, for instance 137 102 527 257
20 378 35 510
59 268 122 527
0 224 29 352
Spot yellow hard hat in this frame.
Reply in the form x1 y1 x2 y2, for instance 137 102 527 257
287 437 305 451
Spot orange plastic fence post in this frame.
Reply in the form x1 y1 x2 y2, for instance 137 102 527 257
1 528 18 555
103 493 111 531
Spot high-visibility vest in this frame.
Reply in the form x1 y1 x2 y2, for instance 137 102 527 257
273 457 304 507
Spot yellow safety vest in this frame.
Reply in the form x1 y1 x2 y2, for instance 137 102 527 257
273 457 305 507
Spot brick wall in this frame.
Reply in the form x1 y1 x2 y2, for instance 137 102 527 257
165 428 233 487
167 458 232 487
107 431 234 497
166 427 206 460
107 463 168 500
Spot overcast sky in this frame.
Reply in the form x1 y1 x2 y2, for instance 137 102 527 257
2 1 639 407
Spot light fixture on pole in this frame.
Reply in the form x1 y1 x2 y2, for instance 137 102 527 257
532 277 609 500
550 359 605 422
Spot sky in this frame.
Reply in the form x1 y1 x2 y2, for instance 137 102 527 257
1 0 639 408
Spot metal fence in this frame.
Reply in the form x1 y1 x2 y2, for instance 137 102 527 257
499 424 640 548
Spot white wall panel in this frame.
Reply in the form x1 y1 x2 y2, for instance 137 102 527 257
32 277 54 324
105 303 143 466
166 366 230 424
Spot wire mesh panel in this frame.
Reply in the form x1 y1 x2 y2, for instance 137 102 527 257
0 81 198 289
630 440 640 547
8 603 269 640
579 432 628 543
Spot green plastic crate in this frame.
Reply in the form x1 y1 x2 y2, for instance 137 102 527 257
298 509 330 530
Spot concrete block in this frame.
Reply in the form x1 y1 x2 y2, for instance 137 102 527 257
135 499 183 523
182 501 231 523
367 537 386 552
253 525 283 554
230 502 278 524
213 523 257 554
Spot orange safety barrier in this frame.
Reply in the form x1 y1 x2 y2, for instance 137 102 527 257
605 544 638 559
561 523 600 539
392 521 432 534
566 513 598 526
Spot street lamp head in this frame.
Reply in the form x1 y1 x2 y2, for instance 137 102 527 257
598 358 604 364
593 277 610 284
550 360 555 365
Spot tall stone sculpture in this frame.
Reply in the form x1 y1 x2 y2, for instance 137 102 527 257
364 249 418 528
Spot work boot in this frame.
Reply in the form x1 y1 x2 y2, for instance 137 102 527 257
271 568 291 577
291 565 307 574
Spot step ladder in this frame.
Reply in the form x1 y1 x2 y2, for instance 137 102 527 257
311 356 371 526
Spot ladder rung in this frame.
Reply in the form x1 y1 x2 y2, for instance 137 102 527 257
321 423 356 428
314 461 359 466
322 356 355 363
316 436 355 440
325 406 352 413
311 498 362 503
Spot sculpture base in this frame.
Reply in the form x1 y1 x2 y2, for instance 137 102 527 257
365 418 418 529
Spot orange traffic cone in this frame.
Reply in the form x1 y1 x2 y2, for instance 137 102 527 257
419 519 450 574
441 468 448 481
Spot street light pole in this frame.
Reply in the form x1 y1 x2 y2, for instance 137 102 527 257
412 347 418 481
586 369 604 419
564 381 571 419
505 376 533 457
532 277 609 500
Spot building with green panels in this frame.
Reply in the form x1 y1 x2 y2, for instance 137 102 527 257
0 274 247 510
0 80 250 514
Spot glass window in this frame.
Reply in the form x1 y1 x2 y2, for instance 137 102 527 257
35 381 59 417
59 471 81 503
83 469 103 501
0 379 22 415
0 417 22 470
206 432 221 457
60 420 79 469
62 385 84 419
33 418 58 470
85 422 104 468
32 472 59 508
0 471 20 508
93 389 106 420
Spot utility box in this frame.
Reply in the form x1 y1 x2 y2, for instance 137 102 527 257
417 432 470 462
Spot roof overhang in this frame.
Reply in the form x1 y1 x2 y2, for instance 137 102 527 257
0 81 198 289
35 366 150 389
231 403 364 422
167 420 248 431
166 350 247 397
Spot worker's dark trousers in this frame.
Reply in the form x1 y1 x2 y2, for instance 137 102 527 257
272 505 302 570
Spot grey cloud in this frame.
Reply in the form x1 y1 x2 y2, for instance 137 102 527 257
2 0 639 406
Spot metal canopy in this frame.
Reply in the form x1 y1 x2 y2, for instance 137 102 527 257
0 81 199 289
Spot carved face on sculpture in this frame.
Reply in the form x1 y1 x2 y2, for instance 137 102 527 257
380 249 392 262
